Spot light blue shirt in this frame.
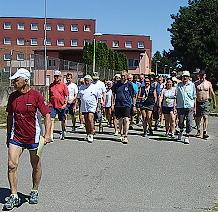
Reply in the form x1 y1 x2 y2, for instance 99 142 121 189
176 81 196 108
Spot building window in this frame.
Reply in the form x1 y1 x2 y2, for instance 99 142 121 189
134 59 139 67
57 24 65 31
84 25 91 32
4 53 11 61
45 38 52 46
17 23 25 30
125 41 132 48
3 67 10 72
128 59 139 67
128 59 134 67
4 37 11 45
71 39 78 47
83 40 91 46
48 59 56 67
112 41 119 48
31 23 38 31
57 39 64 46
31 38 38 46
71 24 78 32
17 53 24 61
45 23 52 31
138 41 144 49
4 22 11 30
17 38 25 46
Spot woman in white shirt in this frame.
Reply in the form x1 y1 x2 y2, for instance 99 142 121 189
159 78 177 138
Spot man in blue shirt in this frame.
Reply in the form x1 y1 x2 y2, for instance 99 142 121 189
112 71 135 144
176 71 196 144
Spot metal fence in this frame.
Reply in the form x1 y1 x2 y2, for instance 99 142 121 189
0 47 119 87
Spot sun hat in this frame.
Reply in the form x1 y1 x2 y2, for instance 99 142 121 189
9 68 31 80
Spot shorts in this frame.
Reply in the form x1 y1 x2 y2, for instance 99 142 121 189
196 100 210 117
50 107 66 121
9 140 39 150
162 106 174 114
65 103 76 116
115 107 131 119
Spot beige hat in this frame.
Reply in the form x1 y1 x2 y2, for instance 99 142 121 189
84 75 92 80
182 70 190 77
92 72 99 80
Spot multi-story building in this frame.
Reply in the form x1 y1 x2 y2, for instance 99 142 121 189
0 17 152 85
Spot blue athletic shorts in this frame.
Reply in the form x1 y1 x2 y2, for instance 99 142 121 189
9 140 39 150
50 107 66 121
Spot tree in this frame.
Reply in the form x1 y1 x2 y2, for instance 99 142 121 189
82 42 128 78
168 0 218 82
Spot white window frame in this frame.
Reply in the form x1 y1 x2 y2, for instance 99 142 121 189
57 24 65 31
17 23 25 30
31 23 38 31
71 24 78 32
138 41 144 49
4 37 11 45
112 41 119 48
125 41 132 48
57 39 65 46
71 39 78 47
4 53 11 61
31 38 38 46
17 38 25 46
45 23 52 31
17 53 25 61
44 38 51 46
4 22 11 30
3 67 10 72
83 25 91 32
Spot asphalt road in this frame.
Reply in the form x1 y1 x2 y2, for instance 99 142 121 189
0 117 217 212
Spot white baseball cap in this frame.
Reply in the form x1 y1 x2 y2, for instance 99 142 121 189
54 70 62 76
9 68 31 80
182 70 190 77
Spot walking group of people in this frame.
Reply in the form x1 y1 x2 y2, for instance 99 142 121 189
3 67 216 210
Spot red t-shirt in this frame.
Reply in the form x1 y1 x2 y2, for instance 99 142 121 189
49 82 69 109
6 89 50 144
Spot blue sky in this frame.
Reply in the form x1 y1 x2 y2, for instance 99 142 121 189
1 0 188 54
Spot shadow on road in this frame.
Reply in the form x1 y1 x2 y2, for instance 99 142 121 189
0 187 29 210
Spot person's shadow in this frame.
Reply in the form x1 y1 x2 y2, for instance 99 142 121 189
0 188 29 211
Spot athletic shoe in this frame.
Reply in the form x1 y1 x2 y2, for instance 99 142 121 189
203 132 209 139
29 190 39 204
177 131 183 141
142 130 147 137
78 124 85 129
129 125 133 130
170 133 176 139
148 128 154 136
60 131 65 140
71 127 76 132
195 130 201 137
164 133 169 137
184 137 190 144
118 135 124 142
3 195 21 210
114 131 119 136
87 134 94 143
122 136 128 144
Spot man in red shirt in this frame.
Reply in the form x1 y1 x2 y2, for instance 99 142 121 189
4 68 51 210
49 70 69 140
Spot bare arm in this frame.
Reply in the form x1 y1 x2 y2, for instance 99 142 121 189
6 114 13 145
209 83 217 108
43 113 51 144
